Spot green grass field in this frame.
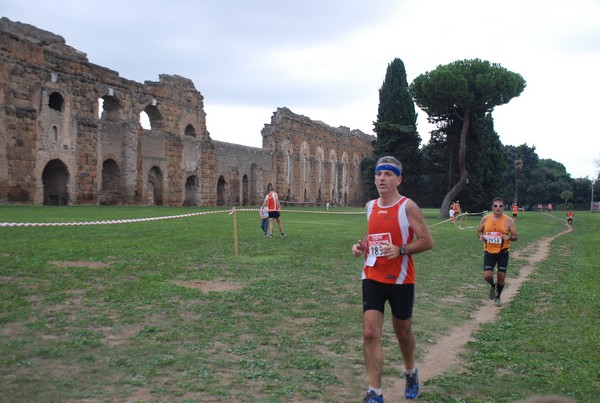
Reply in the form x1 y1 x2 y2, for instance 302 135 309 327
0 206 598 402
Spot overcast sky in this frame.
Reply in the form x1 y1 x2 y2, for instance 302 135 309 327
3 0 599 178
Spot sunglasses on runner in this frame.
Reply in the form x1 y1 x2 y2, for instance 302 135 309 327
493 204 503 208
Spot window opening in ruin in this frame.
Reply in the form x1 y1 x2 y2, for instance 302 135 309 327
97 98 103 119
184 124 196 137
48 92 64 112
100 96 124 122
52 126 58 142
140 111 151 130
144 105 163 131
42 159 69 205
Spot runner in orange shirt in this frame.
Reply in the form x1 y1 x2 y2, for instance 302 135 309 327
566 210 574 225
477 197 518 307
512 203 519 221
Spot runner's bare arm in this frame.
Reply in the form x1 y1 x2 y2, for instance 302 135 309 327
506 218 518 241
477 216 488 241
402 199 434 255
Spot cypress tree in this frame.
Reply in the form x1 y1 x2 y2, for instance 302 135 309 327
371 58 422 199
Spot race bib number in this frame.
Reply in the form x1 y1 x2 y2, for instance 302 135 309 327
485 231 503 244
368 232 392 257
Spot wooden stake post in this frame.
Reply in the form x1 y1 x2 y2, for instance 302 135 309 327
232 207 238 256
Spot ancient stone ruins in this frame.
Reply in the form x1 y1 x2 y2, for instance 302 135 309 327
0 18 374 207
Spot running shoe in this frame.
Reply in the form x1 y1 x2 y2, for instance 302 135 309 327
405 368 420 399
363 390 384 403
488 285 496 300
494 297 502 307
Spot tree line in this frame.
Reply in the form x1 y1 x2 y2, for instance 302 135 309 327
363 58 599 216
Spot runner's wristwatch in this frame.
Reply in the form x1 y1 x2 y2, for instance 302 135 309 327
399 246 406 255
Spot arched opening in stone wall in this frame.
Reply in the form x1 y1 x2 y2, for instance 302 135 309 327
42 159 69 205
184 124 196 137
144 105 164 131
304 189 308 203
48 92 64 112
242 175 249 206
250 163 260 205
147 166 163 206
139 111 151 129
184 175 198 206
318 189 322 205
216 175 228 206
329 150 338 204
317 146 324 183
99 159 121 205
341 152 349 206
52 125 59 142
100 96 124 121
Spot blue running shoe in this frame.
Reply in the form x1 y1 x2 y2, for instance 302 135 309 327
405 368 420 399
363 390 384 403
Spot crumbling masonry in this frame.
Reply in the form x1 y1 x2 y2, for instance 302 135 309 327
0 18 374 207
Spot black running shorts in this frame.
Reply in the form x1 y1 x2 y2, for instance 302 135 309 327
362 279 414 320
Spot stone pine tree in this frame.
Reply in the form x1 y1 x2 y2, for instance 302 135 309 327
411 59 526 217
368 58 422 199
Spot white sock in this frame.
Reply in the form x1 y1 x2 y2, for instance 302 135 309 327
405 367 416 375
368 386 382 396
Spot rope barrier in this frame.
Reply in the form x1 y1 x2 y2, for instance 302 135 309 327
0 209 233 228
427 211 486 230
0 207 485 228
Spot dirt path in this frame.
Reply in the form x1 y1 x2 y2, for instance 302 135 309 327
383 222 572 401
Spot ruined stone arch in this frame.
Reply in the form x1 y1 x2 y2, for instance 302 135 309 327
147 166 163 205
48 91 64 112
42 159 69 205
316 146 324 184
242 174 249 206
301 140 310 184
184 124 196 138
99 158 122 205
144 104 164 131
341 152 349 205
353 154 361 184
183 175 198 206
100 95 124 122
352 154 363 205
329 149 338 204
216 175 229 206
280 138 293 188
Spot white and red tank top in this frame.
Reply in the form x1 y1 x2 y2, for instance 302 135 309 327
362 197 415 284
